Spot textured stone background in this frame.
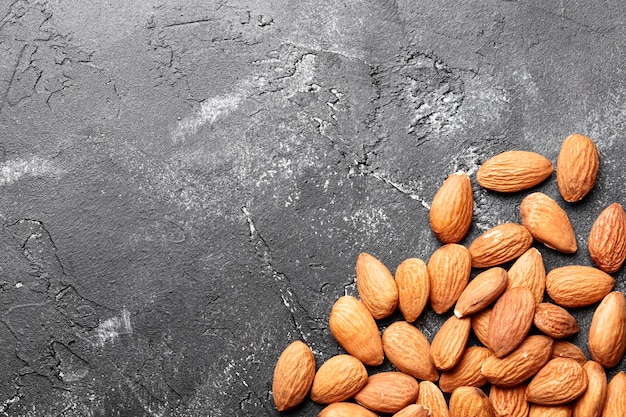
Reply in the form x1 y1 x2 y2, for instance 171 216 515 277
0 0 625 416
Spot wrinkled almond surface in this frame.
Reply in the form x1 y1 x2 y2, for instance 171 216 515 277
468 223 533 268
476 150 553 193
318 402 379 417
417 380 450 417
489 385 529 417
545 265 614 308
430 171 474 244
439 346 491 393
588 291 626 368
272 340 316 412
356 252 398 319
507 247 546 305
602 372 626 417
572 360 607 417
454 267 508 318
450 386 495 417
428 244 472 314
520 192 577 253
354 372 419 414
488 287 535 357
395 257 430 322
526 358 588 405
556 133 599 202
533 302 579 339
471 307 492 349
588 202 626 273
382 321 439 382
393 404 431 417
310 354 368 404
551 340 588 365
430 315 471 371
529 404 573 417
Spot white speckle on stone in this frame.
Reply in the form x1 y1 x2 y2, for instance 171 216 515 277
15 282 22 288
0 157 56 186
93 309 132 346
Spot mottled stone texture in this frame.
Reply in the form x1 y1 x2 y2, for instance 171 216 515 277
0 0 625 415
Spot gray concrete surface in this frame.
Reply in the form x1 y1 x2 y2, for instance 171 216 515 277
0 0 625 415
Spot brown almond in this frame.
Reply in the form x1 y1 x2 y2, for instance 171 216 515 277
529 404 572 417
520 192 577 253
489 385 529 417
272 340 316 412
439 346 491 393
572 361 607 417
395 258 430 322
545 265 614 308
318 402 379 417
310 354 368 404
476 150 553 193
393 404 431 417
551 340 587 365
488 287 535 357
449 386 495 417
588 202 626 273
533 302 579 339
356 252 398 319
588 291 626 368
418 380 450 417
430 171 474 244
526 358 588 405
601 371 626 417
507 247 546 305
329 296 384 366
430 315 471 371
354 372 419 414
481 335 553 388
471 308 493 349
454 267 508 318
556 133 599 202
468 223 533 268
427 244 472 314
382 321 439 382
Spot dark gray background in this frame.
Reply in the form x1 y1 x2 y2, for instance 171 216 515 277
0 0 625 416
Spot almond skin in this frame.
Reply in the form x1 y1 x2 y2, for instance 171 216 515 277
393 404 431 417
556 133 599 202
329 296 384 366
471 308 492 349
545 265 614 308
354 372 419 414
572 361 607 417
588 202 626 273
318 402 379 417
449 386 495 417
551 341 587 365
427 244 472 314
454 267 508 318
395 258 430 322
601 371 626 417
533 302 579 339
430 171 474 244
588 291 626 368
310 354 368 404
520 192 577 253
430 315 471 371
272 340 316 412
526 358 588 405
489 385 530 417
529 404 573 417
476 150 553 193
481 335 553 388
468 223 533 268
488 287 535 357
418 380 450 417
507 247 546 305
382 321 439 382
356 252 398 319
439 346 491 393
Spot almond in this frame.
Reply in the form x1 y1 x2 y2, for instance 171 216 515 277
395 258 430 322
418 380 450 417
572 361 607 417
488 287 535 357
393 404 431 417
545 265 614 308
489 385 529 417
588 202 626 273
430 315 471 371
356 252 399 319
507 247 546 305
556 133 599 202
468 223 533 268
439 346 491 393
476 150 553 193
551 340 587 365
318 402 379 417
310 354 368 404
272 340 316 411
481 335 553 388
427 244 472 314
354 372 419 414
526 358 588 405
329 295 384 366
533 302 579 339
601 371 626 417
454 267 508 318
587 291 626 368
430 171 474 243
471 308 492 349
449 386 495 417
529 404 572 417
382 321 439 382
520 192 577 253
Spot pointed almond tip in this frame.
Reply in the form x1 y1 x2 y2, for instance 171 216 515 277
453 309 463 319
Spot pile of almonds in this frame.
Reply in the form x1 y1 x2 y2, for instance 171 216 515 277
271 133 626 417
